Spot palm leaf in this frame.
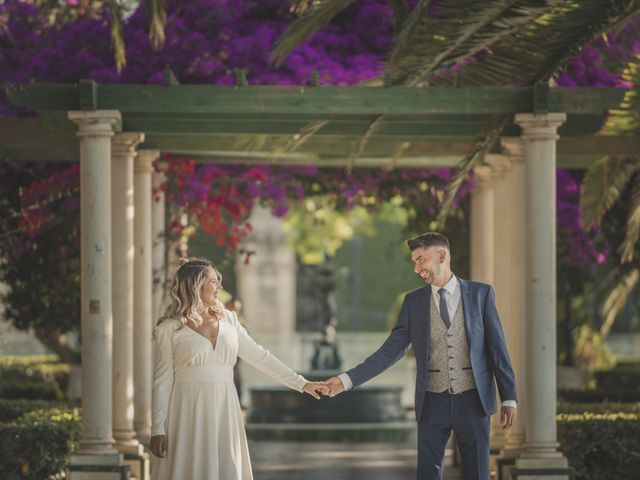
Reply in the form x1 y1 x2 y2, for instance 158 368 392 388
605 54 640 136
600 266 639 337
620 172 640 262
347 115 384 171
271 0 356 67
147 0 167 50
107 1 126 72
579 156 639 230
437 116 509 225
270 120 329 160
389 0 411 32
388 0 432 65
389 0 555 86
430 0 640 87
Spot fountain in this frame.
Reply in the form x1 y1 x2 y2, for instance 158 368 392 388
246 263 414 441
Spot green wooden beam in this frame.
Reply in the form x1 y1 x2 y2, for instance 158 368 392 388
4 83 625 115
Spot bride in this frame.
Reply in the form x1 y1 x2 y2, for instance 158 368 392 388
150 257 329 479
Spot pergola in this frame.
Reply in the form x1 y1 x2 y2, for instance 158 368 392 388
0 80 631 479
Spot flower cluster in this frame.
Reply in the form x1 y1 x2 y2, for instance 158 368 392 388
158 156 468 251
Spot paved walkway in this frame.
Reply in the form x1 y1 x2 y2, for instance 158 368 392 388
249 441 465 480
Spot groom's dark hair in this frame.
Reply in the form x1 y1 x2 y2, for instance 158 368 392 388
406 232 450 252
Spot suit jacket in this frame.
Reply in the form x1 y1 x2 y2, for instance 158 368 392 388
346 277 517 421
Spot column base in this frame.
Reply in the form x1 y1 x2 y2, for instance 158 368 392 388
67 452 130 480
512 457 573 479
121 445 150 480
496 445 525 480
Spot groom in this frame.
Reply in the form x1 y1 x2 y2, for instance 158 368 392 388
325 232 517 480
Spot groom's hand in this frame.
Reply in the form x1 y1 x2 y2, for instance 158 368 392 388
500 406 517 429
325 376 345 397
303 381 331 399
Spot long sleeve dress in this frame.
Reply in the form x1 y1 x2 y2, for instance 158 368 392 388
151 309 307 480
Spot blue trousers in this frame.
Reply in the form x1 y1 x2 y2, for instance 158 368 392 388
417 389 490 480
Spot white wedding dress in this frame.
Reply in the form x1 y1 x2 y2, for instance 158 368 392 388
151 310 307 480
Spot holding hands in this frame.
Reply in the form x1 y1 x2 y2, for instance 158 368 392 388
302 376 346 399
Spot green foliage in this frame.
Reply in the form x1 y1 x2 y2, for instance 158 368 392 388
557 412 640 480
557 401 640 414
594 362 640 391
558 389 640 403
572 324 616 373
283 199 381 265
0 400 80 480
0 356 69 401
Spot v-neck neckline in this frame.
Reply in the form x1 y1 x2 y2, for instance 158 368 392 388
185 320 221 350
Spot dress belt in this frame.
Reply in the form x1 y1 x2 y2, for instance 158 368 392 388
174 365 234 383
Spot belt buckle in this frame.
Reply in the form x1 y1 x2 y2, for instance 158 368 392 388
448 387 454 394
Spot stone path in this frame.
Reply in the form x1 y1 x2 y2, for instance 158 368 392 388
249 441 465 480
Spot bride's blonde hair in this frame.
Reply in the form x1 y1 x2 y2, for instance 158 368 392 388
157 257 225 327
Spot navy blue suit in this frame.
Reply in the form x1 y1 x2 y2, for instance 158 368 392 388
346 277 516 479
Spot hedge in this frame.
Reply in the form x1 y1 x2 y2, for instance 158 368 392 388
0 399 80 480
0 356 69 400
557 401 640 415
558 412 640 480
558 388 640 403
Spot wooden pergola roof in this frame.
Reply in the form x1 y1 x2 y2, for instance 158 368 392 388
1 80 636 168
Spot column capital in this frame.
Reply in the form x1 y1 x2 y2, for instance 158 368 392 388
68 110 121 138
514 113 566 141
135 150 160 173
473 165 493 188
500 137 525 161
112 132 145 158
485 153 511 176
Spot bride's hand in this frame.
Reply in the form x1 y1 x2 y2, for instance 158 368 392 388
150 435 168 458
302 381 331 399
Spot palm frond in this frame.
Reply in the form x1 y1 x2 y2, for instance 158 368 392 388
579 156 639 230
600 267 639 337
385 141 412 170
147 0 167 50
620 172 640 262
605 54 640 136
437 116 509 226
233 134 270 152
271 0 356 67
389 0 411 32
388 0 432 66
429 0 640 87
270 120 329 160
107 1 126 72
348 115 384 171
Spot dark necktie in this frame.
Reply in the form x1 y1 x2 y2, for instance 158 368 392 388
438 288 451 329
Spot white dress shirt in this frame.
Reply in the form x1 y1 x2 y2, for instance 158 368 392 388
339 275 516 409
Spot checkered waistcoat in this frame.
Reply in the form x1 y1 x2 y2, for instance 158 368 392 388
424 295 476 393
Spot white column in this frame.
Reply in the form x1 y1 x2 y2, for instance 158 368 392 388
152 161 167 322
111 132 144 453
68 111 120 457
485 154 512 452
133 149 159 444
235 205 296 337
502 138 527 455
470 165 494 283
514 113 568 473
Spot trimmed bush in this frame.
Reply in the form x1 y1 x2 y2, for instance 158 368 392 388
557 401 640 415
558 412 640 480
0 399 80 480
558 388 640 403
0 356 69 400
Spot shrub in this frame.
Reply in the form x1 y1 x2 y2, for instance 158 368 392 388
558 388 640 403
0 399 80 480
0 356 69 400
558 412 640 480
557 401 640 415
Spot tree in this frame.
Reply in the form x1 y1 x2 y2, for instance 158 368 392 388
579 55 640 337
